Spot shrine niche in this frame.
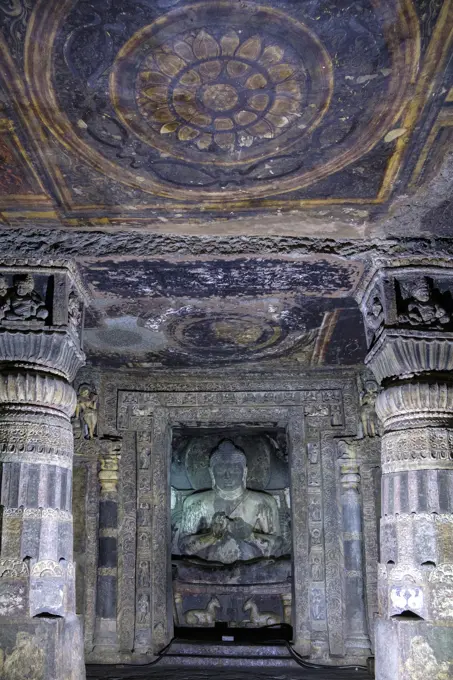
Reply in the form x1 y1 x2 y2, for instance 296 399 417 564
171 433 291 628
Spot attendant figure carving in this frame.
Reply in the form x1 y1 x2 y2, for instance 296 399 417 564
75 384 98 439
68 291 82 331
0 276 9 321
137 593 150 623
178 440 282 564
365 294 384 341
399 277 451 328
359 378 380 438
3 274 48 323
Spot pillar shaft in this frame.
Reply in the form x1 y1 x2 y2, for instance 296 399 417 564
339 443 371 658
0 264 87 680
359 263 453 679
94 440 121 654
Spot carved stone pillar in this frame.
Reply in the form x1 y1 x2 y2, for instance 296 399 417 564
358 263 453 679
94 438 121 655
338 440 371 660
0 263 87 680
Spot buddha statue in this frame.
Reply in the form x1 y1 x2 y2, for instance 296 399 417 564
178 440 282 564
4 273 48 323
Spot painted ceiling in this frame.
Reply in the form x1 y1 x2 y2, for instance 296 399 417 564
0 0 451 231
1 0 452 368
80 255 366 368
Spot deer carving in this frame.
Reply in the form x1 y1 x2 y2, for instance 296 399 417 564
185 597 221 626
243 598 281 626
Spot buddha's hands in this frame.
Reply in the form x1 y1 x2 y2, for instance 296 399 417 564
212 512 228 538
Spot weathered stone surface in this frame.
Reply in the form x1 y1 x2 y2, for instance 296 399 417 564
0 264 87 679
359 261 453 679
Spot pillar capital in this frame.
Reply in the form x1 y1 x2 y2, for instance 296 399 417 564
0 261 89 380
357 260 453 381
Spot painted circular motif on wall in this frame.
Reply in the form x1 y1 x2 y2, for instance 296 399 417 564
166 313 283 356
111 5 332 165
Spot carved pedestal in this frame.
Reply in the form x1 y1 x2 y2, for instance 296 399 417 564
359 263 453 679
0 264 87 680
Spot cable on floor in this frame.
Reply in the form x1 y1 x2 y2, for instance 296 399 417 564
111 628 370 674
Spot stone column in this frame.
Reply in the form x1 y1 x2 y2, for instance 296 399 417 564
338 440 371 660
0 263 87 680
94 438 121 655
358 262 453 680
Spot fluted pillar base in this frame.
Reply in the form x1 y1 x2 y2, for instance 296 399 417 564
375 618 453 680
0 614 85 680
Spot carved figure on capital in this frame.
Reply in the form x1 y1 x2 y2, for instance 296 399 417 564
397 277 452 329
75 383 98 439
0 273 48 324
68 291 82 331
365 292 384 342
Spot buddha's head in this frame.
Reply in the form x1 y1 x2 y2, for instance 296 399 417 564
209 440 247 496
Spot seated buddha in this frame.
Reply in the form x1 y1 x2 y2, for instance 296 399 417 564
178 440 282 564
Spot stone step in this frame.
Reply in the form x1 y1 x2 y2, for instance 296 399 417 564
157 641 299 668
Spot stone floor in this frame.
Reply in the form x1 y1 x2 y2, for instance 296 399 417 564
86 665 371 679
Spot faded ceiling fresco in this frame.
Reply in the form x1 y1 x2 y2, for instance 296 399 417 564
80 255 366 368
0 0 451 229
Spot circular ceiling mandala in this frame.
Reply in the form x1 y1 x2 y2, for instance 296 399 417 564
167 313 283 356
111 6 331 165
28 0 419 200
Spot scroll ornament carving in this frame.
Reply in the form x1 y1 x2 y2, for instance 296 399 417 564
0 559 29 579
429 564 453 584
0 420 73 466
0 273 48 325
0 372 76 416
382 428 453 473
387 564 424 584
2 507 72 521
31 560 64 578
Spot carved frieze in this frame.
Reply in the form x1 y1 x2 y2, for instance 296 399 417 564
382 428 453 473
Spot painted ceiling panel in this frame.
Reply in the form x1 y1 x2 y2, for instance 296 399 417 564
0 0 451 229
